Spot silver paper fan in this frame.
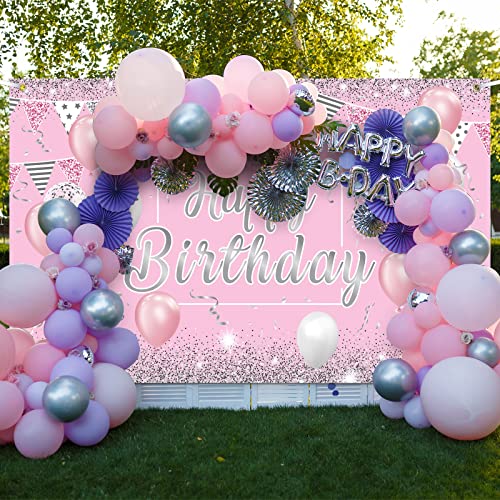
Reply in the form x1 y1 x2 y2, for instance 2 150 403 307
151 155 195 195
353 204 389 238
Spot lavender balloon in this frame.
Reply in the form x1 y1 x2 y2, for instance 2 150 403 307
59 242 85 267
64 400 110 446
272 109 303 142
95 327 140 369
416 365 432 392
25 381 47 410
403 395 431 429
420 143 449 170
55 267 93 303
379 398 406 419
430 189 475 233
80 255 103 276
46 228 73 253
44 309 87 350
184 78 221 118
50 356 94 391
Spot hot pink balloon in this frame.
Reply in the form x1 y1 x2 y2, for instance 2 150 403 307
157 136 183 159
428 164 454 191
394 190 431 226
23 343 65 382
436 264 500 331
0 382 24 430
0 327 15 380
142 118 168 142
233 111 273 154
0 264 57 328
184 78 221 118
73 223 105 251
418 86 462 133
135 292 180 347
25 204 51 256
404 243 451 289
413 302 442 330
14 409 64 458
379 253 416 306
421 357 500 440
96 248 120 284
421 324 466 365
69 115 98 171
93 105 137 150
203 75 225 94
272 69 296 87
248 71 289 115
95 143 136 175
223 55 264 102
8 328 34 367
205 139 247 178
386 312 424 351
93 96 121 117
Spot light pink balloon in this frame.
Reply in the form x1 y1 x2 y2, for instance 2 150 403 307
8 328 34 367
0 425 15 444
313 103 327 125
302 81 319 101
413 227 433 245
93 363 137 428
0 327 15 380
23 343 65 382
418 86 462 133
302 115 315 135
116 48 185 121
135 292 180 348
272 69 296 87
93 105 137 150
213 115 233 139
0 264 57 328
386 312 424 351
431 231 453 247
96 248 120 284
205 139 247 178
495 364 500 377
82 334 98 353
248 71 289 115
428 164 454 191
25 204 51 256
421 324 466 365
402 349 428 372
157 136 183 159
435 129 454 152
186 137 214 156
40 254 66 274
69 115 98 171
142 118 168 142
414 302 442 330
436 264 500 331
220 94 248 114
421 357 500 440
379 253 416 306
95 143 136 175
223 55 264 102
394 190 431 226
404 243 451 289
203 75 225 94
495 322 500 350
93 96 121 117
233 111 273 154
14 409 64 458
271 136 289 150
73 223 105 251
0 382 24 430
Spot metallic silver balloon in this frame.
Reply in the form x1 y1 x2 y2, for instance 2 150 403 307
403 106 441 146
168 102 212 148
42 375 90 422
467 338 500 367
68 345 94 366
38 198 81 235
407 289 431 309
373 359 417 402
80 289 124 330
448 229 490 265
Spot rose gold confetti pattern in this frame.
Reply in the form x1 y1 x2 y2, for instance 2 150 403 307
474 123 490 155
23 101 52 131
9 163 22 188
57 158 84 184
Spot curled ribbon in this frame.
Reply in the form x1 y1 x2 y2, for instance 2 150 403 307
189 289 228 326
12 181 31 203
21 125 50 152
354 302 374 335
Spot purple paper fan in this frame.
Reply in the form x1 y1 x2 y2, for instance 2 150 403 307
78 195 132 250
378 222 417 254
94 172 139 212
364 109 404 140
365 199 398 223
360 154 408 187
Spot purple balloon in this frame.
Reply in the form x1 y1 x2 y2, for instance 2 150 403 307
13 373 33 395
416 365 432 392
55 267 93 303
379 398 406 419
25 381 47 410
46 228 73 254
97 278 108 290
95 327 140 369
88 327 113 339
420 143 449 170
403 395 431 429
50 356 94 391
338 152 357 171
44 309 87 350
80 255 103 276
419 218 441 238
472 330 495 341
430 189 476 233
59 242 85 267
272 108 303 142
184 78 221 118
64 400 110 446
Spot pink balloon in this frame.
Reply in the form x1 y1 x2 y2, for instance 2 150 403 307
0 425 15 444
93 105 137 150
302 81 319 101
302 115 315 135
25 204 51 256
93 363 137 428
233 111 273 154
435 129 454 152
186 137 214 156
220 93 248 114
0 327 15 380
205 139 247 178
428 163 454 191
95 143 136 175
0 382 24 430
421 357 500 440
23 343 65 382
135 292 180 347
394 190 431 226
223 55 264 102
412 227 433 245
418 86 462 133
379 253 416 306
14 409 64 458
402 349 428 372
313 103 327 125
141 118 168 142
248 71 289 115
271 136 289 150
404 243 451 289
96 248 120 284
213 115 234 139
8 328 34 367
73 223 105 251
157 136 183 159
386 312 424 351
69 115 98 171
203 75 225 94
40 254 66 274
414 302 442 330
436 264 500 331
184 78 221 118
0 264 57 328
82 334 98 353
93 96 121 117
495 364 500 377
272 69 296 87
431 231 453 247
495 322 500 350
421 324 466 365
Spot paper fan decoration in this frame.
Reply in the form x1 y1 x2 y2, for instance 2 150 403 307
360 154 408 187
365 199 398 223
364 109 404 140
353 204 388 237
94 172 139 212
378 222 417 254
78 195 132 250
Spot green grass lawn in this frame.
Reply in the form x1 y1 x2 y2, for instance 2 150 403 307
0 406 498 499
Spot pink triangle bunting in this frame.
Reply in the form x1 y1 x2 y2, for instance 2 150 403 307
345 104 372 126
474 123 490 155
9 163 23 188
57 158 84 184
23 101 52 131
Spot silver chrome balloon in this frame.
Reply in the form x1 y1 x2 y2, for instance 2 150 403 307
68 345 95 366
42 375 90 422
407 289 431 309
38 198 81 235
80 289 124 330
168 102 212 149
373 359 418 402
292 87 315 116
467 337 500 368
448 229 490 265
403 106 441 146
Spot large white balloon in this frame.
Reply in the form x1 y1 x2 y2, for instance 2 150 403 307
296 312 339 369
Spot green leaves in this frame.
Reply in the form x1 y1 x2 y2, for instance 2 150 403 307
207 174 239 198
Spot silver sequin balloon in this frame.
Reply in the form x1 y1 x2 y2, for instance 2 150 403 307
38 198 81 235
373 359 418 402
68 345 95 366
168 102 212 148
80 289 124 330
292 87 315 116
467 338 500 367
448 229 490 265
407 289 431 309
42 375 90 422
403 106 441 146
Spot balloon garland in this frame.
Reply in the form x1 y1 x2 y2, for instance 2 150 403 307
1 49 499 458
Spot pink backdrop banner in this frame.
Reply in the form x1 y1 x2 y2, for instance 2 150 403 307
9 79 490 383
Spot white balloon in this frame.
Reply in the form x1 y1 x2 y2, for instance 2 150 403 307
130 194 142 229
296 312 339 369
